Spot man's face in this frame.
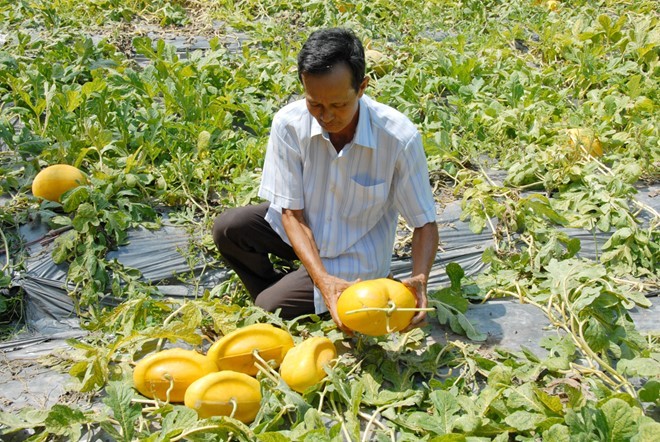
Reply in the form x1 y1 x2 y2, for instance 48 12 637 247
301 63 368 137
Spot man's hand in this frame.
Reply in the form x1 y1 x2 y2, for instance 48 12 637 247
401 274 428 331
318 274 360 336
403 221 438 332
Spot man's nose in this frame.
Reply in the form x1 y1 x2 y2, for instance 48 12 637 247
320 110 333 122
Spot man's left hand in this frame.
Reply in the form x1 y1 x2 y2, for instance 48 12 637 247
401 274 428 331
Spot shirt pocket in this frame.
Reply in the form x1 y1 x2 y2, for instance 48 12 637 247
341 179 389 222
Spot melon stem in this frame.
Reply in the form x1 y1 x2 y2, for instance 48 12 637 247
344 301 433 333
344 301 434 316
228 398 238 420
252 349 282 385
163 374 175 405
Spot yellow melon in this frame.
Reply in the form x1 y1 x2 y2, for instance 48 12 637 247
133 348 218 403
365 49 394 77
566 128 603 158
184 371 262 422
207 323 294 376
280 337 337 393
32 164 87 202
337 278 417 336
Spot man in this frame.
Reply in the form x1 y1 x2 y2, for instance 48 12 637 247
213 27 438 333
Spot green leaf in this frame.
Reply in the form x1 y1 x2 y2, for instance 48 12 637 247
638 379 660 404
50 215 73 228
349 379 365 419
446 262 465 290
507 384 544 413
62 186 90 212
566 238 582 258
504 410 546 431
407 411 446 435
527 199 568 225
72 202 100 233
432 289 470 314
429 435 466 442
583 317 610 353
617 358 660 378
601 398 638 441
81 77 107 97
359 371 382 405
432 300 452 325
571 286 601 312
71 355 108 392
43 404 89 440
542 424 571 442
633 421 660 442
429 390 460 434
543 355 571 372
158 406 202 441
534 386 564 415
452 414 482 433
467 214 487 234
456 314 487 341
103 381 141 442
487 365 513 388
51 229 78 264
256 434 293 442
0 408 49 432
64 89 83 112
622 289 652 308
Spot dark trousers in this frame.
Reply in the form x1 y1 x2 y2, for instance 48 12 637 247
212 203 316 319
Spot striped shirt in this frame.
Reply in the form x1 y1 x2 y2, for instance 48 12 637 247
259 95 436 313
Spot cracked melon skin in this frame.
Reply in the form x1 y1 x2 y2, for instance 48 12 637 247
336 278 416 336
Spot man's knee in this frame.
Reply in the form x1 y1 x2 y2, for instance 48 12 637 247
212 206 254 252
212 210 236 251
253 269 315 320
254 292 280 314
213 203 269 251
254 294 306 320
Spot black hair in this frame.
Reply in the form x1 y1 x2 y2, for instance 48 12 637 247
297 28 366 92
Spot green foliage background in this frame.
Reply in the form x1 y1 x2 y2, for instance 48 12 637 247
0 0 658 440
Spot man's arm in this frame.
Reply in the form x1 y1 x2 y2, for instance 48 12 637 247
402 221 439 329
281 208 356 333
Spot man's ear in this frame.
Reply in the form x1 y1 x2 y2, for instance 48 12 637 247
357 76 369 97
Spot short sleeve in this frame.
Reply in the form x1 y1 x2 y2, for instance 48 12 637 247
258 118 305 210
393 132 436 227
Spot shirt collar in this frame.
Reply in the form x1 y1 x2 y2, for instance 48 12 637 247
309 96 377 149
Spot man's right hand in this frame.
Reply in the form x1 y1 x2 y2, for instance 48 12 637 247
318 274 360 336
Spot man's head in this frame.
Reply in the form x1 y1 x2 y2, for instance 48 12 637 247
297 28 369 138
297 27 366 93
